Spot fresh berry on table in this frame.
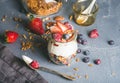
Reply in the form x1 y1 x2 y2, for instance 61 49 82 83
83 50 90 55
108 40 115 45
89 29 99 38
94 59 101 65
29 18 45 35
77 38 82 44
81 39 87 45
77 48 81 53
29 60 40 69
5 31 19 43
77 33 83 39
82 57 90 63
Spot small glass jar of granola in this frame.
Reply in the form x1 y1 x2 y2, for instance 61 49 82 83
22 0 64 17
47 21 78 65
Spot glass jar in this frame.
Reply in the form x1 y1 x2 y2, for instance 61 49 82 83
48 31 78 65
22 0 64 17
73 0 99 26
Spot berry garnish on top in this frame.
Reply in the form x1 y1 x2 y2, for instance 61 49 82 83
62 34 70 40
50 25 63 34
49 21 75 42
64 22 73 30
53 33 62 42
56 21 69 32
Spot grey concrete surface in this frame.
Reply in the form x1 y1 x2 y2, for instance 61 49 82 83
0 0 120 83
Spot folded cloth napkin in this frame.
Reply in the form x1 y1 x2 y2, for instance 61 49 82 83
0 44 48 83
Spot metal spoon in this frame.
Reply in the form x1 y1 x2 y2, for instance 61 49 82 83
76 0 96 24
45 0 57 3
82 0 96 14
22 55 75 80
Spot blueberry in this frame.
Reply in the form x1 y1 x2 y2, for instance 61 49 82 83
77 34 83 39
62 34 70 40
108 40 115 45
77 38 82 44
77 48 81 53
81 39 87 45
83 50 90 55
82 57 90 63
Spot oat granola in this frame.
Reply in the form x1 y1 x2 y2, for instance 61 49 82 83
26 0 62 16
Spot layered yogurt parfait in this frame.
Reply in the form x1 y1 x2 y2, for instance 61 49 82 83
48 21 78 65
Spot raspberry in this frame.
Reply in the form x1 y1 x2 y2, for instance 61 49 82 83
29 60 39 69
94 59 101 65
89 29 99 38
64 22 73 30
53 33 62 42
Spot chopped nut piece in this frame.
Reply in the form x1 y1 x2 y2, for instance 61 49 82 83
73 73 77 76
46 22 55 28
76 58 80 62
111 72 116 76
1 18 5 22
29 35 33 40
26 13 31 17
69 15 73 20
22 34 27 39
13 17 22 22
42 17 51 22
73 68 79 71
54 16 65 21
21 41 32 51
78 75 81 78
85 74 89 79
28 32 32 35
67 63 70 66
13 17 19 21
48 60 51 62
15 24 19 28
1 15 7 22
45 30 51 34
88 63 93 67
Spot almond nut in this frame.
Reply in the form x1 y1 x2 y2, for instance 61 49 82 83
54 16 65 21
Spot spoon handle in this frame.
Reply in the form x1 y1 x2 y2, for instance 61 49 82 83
82 0 96 14
39 67 75 80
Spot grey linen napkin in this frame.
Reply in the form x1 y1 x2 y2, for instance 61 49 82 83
0 44 48 83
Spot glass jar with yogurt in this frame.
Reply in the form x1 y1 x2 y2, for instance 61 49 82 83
22 0 65 17
48 30 78 65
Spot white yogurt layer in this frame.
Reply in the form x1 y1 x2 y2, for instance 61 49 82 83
48 39 78 58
